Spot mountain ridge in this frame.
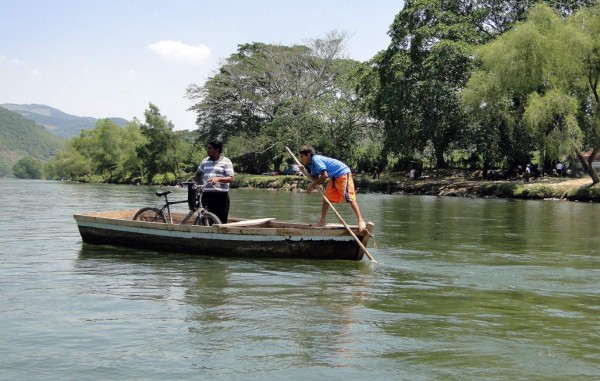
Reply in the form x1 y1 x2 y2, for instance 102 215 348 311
1 103 129 138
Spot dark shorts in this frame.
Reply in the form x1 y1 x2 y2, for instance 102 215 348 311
201 191 230 223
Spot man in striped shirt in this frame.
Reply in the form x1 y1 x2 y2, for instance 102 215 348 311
195 140 235 223
298 144 366 232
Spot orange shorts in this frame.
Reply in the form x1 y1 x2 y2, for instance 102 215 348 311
324 173 356 204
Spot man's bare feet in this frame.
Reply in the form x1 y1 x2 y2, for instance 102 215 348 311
313 221 326 227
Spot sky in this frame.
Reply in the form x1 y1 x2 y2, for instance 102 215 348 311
0 1 404 131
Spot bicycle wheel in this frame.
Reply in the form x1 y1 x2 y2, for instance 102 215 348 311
195 211 221 226
133 207 166 223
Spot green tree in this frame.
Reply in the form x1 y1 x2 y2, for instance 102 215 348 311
45 118 146 183
115 120 147 183
366 0 597 170
176 129 204 177
89 118 148 183
369 0 487 168
88 119 125 181
463 4 600 183
45 143 92 181
13 156 44 179
136 103 181 184
570 3 600 181
187 32 374 173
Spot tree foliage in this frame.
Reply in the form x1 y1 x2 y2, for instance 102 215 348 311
45 106 203 184
48 118 148 183
13 156 44 179
463 3 600 182
364 0 598 171
368 0 489 168
571 3 600 179
186 32 377 173
136 103 182 184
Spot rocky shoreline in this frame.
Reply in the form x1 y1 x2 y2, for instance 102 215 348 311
232 175 600 202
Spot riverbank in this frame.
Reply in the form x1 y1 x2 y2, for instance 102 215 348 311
232 173 600 202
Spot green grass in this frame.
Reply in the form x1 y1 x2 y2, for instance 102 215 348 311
567 183 600 201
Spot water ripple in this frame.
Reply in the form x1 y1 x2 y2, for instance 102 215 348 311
1 180 599 380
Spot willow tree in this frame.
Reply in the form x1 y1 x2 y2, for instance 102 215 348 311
570 4 600 182
462 3 600 183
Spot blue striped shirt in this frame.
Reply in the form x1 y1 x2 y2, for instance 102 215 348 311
197 156 234 192
308 155 350 179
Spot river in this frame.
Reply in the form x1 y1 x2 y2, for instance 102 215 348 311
0 178 598 380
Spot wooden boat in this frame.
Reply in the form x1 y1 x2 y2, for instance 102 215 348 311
73 210 374 261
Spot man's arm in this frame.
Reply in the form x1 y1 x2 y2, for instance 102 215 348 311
307 170 328 194
208 175 234 185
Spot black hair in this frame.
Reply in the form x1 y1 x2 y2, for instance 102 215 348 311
299 144 315 156
208 140 223 153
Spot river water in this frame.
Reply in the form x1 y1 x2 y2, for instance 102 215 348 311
0 178 598 380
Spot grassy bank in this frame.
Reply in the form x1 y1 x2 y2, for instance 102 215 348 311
232 173 600 202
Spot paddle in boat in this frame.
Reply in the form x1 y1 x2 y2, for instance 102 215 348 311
73 210 375 261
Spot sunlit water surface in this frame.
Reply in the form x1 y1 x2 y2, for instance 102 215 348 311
0 179 598 380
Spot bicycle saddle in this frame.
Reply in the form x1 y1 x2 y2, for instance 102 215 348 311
155 190 172 197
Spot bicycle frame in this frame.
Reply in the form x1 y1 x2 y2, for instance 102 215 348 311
156 192 189 224
168 181 208 223
133 182 221 226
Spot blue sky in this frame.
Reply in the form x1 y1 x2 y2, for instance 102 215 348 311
0 1 404 131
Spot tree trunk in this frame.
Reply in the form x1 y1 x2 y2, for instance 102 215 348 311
435 148 447 168
273 158 283 174
575 150 599 184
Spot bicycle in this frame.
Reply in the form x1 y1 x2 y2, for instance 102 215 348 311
132 182 222 226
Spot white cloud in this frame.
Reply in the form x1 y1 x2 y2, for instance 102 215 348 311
148 40 211 65
0 55 26 65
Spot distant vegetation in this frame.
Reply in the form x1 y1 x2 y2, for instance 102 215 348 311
0 106 65 177
44 104 203 184
0 103 128 178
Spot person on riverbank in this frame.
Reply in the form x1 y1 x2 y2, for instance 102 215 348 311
524 164 532 182
298 144 366 232
194 140 235 223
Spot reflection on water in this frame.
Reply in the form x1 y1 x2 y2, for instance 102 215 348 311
1 179 599 380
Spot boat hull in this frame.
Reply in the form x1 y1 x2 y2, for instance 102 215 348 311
74 210 373 261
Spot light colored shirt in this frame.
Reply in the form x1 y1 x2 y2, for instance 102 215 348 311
197 155 234 192
308 155 350 179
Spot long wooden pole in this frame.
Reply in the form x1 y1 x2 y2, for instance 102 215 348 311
285 146 377 262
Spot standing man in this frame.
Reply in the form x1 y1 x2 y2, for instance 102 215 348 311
298 144 366 232
194 140 235 223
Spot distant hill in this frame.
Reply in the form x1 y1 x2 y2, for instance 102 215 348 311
1 103 129 138
0 106 66 177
